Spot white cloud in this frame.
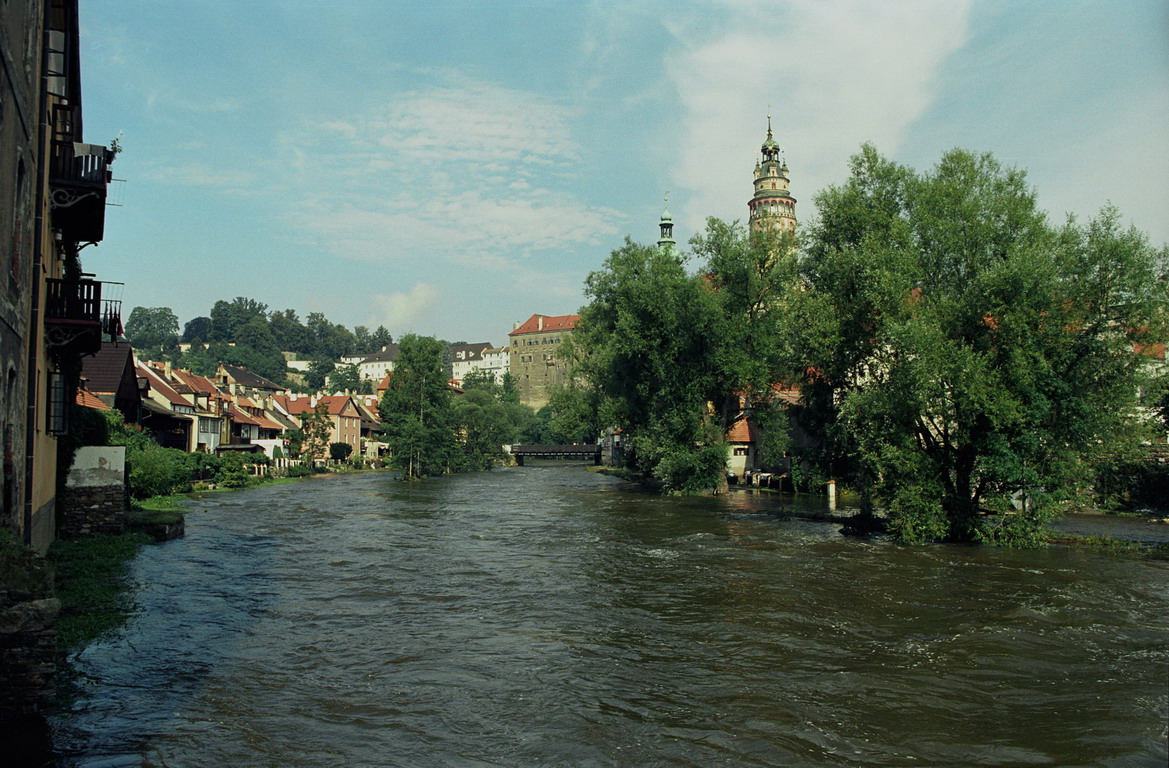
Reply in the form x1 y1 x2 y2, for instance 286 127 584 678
369 283 442 330
665 0 973 228
280 80 623 269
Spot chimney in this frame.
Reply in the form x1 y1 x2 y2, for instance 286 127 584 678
538 316 543 331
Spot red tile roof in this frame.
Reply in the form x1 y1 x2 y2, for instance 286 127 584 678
726 418 758 444
508 313 579 336
228 405 261 426
76 387 111 410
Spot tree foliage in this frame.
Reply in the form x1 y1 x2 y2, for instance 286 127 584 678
298 402 332 462
124 306 180 358
797 144 1169 544
378 334 456 478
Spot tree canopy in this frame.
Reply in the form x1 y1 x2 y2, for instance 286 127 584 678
378 334 456 479
795 144 1169 543
124 306 179 356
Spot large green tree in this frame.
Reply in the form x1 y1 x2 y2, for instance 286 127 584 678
124 306 179 358
797 144 1169 544
574 239 727 493
378 334 456 479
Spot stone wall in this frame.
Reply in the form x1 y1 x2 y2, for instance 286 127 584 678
0 538 58 735
59 446 127 538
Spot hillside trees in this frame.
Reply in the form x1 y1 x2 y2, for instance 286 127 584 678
796 145 1169 544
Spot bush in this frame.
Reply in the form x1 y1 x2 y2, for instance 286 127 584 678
287 462 314 478
127 444 193 499
329 442 353 461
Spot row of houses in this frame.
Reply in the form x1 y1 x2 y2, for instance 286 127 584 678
79 343 383 461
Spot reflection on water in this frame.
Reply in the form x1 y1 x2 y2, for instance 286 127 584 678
51 468 1169 767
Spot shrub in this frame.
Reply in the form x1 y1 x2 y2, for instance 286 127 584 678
329 442 354 461
127 444 193 499
287 462 314 478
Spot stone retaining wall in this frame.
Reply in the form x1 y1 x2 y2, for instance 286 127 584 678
59 446 126 539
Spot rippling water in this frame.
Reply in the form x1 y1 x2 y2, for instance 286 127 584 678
51 467 1169 766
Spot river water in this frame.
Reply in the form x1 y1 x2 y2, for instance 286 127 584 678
51 467 1168 767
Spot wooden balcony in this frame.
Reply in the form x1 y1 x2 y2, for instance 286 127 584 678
43 278 122 358
49 140 113 242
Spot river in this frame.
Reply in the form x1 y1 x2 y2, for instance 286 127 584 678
50 467 1169 766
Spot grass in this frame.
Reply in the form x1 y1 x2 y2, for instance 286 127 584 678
46 532 151 650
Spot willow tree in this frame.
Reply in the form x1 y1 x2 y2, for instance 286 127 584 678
797 144 1168 544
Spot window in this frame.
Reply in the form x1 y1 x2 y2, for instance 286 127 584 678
47 372 68 435
733 447 749 456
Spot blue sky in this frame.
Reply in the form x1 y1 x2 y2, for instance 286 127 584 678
79 0 1169 344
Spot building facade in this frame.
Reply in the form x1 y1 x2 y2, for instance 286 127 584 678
3 0 121 551
508 314 578 409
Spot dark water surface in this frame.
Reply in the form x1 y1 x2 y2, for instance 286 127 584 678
52 468 1169 766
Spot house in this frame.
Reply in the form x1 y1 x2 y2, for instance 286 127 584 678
275 394 363 456
358 344 400 384
138 362 200 451
508 314 579 409
80 342 142 426
216 363 286 400
449 342 493 385
479 345 510 385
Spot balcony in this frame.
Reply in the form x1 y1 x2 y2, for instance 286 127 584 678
49 140 114 242
43 278 122 358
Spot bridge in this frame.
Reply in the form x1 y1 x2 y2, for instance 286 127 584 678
511 444 602 466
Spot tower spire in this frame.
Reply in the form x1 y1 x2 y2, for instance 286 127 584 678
748 115 796 232
657 192 676 252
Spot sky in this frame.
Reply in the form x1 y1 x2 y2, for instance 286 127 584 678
78 0 1169 345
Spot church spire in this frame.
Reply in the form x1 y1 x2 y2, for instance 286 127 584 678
748 115 796 232
657 192 676 252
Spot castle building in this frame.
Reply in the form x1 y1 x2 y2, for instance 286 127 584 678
508 313 578 410
748 117 796 232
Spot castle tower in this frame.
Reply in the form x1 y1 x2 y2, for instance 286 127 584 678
748 116 796 232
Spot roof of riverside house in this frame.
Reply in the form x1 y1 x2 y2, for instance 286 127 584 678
76 386 111 410
80 342 136 395
508 314 579 336
220 364 285 391
227 404 261 426
726 418 759 444
171 368 223 396
137 363 193 408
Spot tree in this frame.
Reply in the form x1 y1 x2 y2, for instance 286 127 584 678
306 312 356 359
329 442 354 462
299 402 332 462
209 297 268 342
268 309 311 353
329 363 362 393
305 358 335 392
232 317 287 384
378 334 456 479
452 388 515 470
573 238 728 493
124 306 180 357
181 316 212 343
797 144 1169 544
371 325 393 350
